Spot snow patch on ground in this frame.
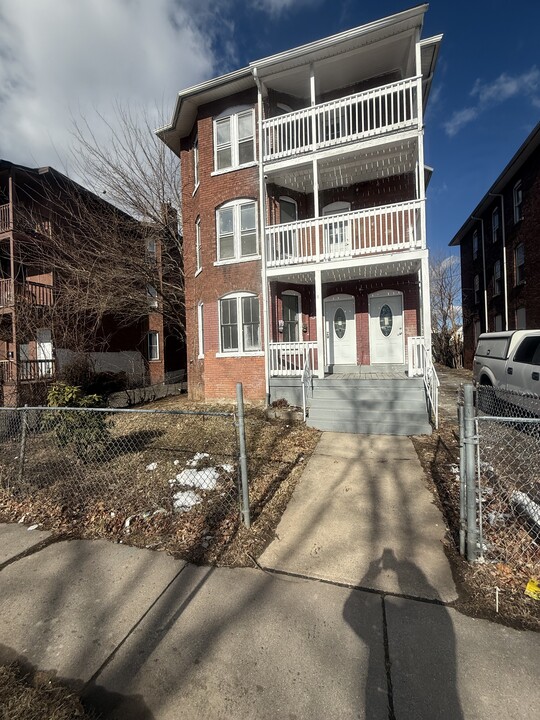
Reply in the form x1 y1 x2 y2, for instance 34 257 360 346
171 467 220 490
145 462 158 471
173 491 202 513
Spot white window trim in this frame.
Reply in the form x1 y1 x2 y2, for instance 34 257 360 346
216 199 258 263
213 109 255 172
195 216 202 274
193 135 199 192
218 292 261 355
210 161 258 178
279 196 298 222
282 290 302 341
147 284 158 309
148 332 160 361
513 180 523 223
197 301 204 359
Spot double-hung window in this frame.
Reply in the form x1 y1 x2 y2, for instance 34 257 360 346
219 293 260 354
492 207 500 243
214 109 255 171
193 136 199 189
217 200 257 262
493 260 501 296
474 274 480 304
515 243 525 284
148 332 159 361
198 302 204 358
195 217 202 273
514 181 523 223
472 229 478 260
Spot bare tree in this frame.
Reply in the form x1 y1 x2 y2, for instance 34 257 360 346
15 103 183 360
430 254 463 368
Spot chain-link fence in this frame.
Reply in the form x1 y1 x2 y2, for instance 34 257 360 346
0 402 249 560
459 384 540 576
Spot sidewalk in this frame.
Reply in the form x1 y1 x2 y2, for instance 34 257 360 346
0 431 538 719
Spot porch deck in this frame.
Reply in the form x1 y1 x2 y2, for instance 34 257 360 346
324 364 409 380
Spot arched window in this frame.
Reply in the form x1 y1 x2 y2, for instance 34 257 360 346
216 199 258 262
219 292 261 354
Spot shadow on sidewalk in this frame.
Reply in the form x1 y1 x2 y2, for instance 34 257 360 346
343 548 464 720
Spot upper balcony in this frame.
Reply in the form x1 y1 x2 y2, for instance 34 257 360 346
0 204 11 234
0 279 54 308
266 198 424 270
263 76 420 165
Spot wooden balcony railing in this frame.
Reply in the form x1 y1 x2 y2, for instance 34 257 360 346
269 341 317 377
263 76 421 163
266 199 423 268
18 359 56 382
0 203 11 233
0 279 54 307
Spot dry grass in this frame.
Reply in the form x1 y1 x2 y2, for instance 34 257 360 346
0 397 320 566
0 663 94 720
412 381 540 632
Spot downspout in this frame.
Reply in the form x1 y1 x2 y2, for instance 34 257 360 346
488 193 508 330
253 67 271 405
471 216 488 332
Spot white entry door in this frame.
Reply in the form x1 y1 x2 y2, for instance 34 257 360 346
369 292 404 364
37 328 53 377
325 295 356 365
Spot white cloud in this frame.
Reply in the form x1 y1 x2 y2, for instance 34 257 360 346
0 0 217 170
444 66 540 137
251 0 322 16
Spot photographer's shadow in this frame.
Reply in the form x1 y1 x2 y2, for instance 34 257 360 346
344 549 464 720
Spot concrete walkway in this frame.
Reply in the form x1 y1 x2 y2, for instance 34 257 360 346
0 431 538 719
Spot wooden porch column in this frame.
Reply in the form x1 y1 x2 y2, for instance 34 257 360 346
420 254 432 355
315 268 324 378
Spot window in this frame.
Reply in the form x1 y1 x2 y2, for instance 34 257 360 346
494 314 503 332
514 336 540 365
219 293 260 354
193 136 199 189
323 201 352 250
146 238 157 264
474 320 482 345
217 200 257 262
198 302 204 358
195 217 202 273
474 274 480 304
282 291 301 342
492 207 500 243
147 284 158 308
214 109 255 171
514 181 523 223
148 332 159 361
516 306 526 330
472 229 478 260
515 243 525 284
493 260 501 296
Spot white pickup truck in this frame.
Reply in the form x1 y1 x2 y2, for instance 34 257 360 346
473 330 540 394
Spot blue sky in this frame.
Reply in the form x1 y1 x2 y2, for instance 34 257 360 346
1 1 539 256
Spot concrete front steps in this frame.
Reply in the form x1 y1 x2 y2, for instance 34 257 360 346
306 377 432 435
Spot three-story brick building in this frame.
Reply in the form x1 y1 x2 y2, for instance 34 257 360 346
158 5 442 433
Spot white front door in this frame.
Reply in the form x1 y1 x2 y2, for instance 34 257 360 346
37 328 53 377
325 295 356 365
369 292 404 364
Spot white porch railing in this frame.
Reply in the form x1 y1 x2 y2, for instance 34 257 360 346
266 199 423 268
269 341 317 377
408 336 440 429
0 203 11 233
263 76 420 162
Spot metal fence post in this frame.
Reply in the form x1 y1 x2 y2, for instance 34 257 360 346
458 403 466 557
236 382 251 529
463 384 478 561
17 404 28 488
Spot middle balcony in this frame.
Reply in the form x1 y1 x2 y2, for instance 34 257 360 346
266 198 424 269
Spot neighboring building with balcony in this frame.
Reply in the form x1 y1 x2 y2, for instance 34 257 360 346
0 160 183 405
158 5 441 433
450 122 540 367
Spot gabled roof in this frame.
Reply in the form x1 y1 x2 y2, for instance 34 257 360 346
156 4 436 156
449 122 540 246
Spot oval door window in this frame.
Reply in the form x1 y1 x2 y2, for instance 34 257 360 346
334 308 346 339
379 304 393 337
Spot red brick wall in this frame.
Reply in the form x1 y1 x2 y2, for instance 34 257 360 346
459 145 540 366
181 89 263 401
